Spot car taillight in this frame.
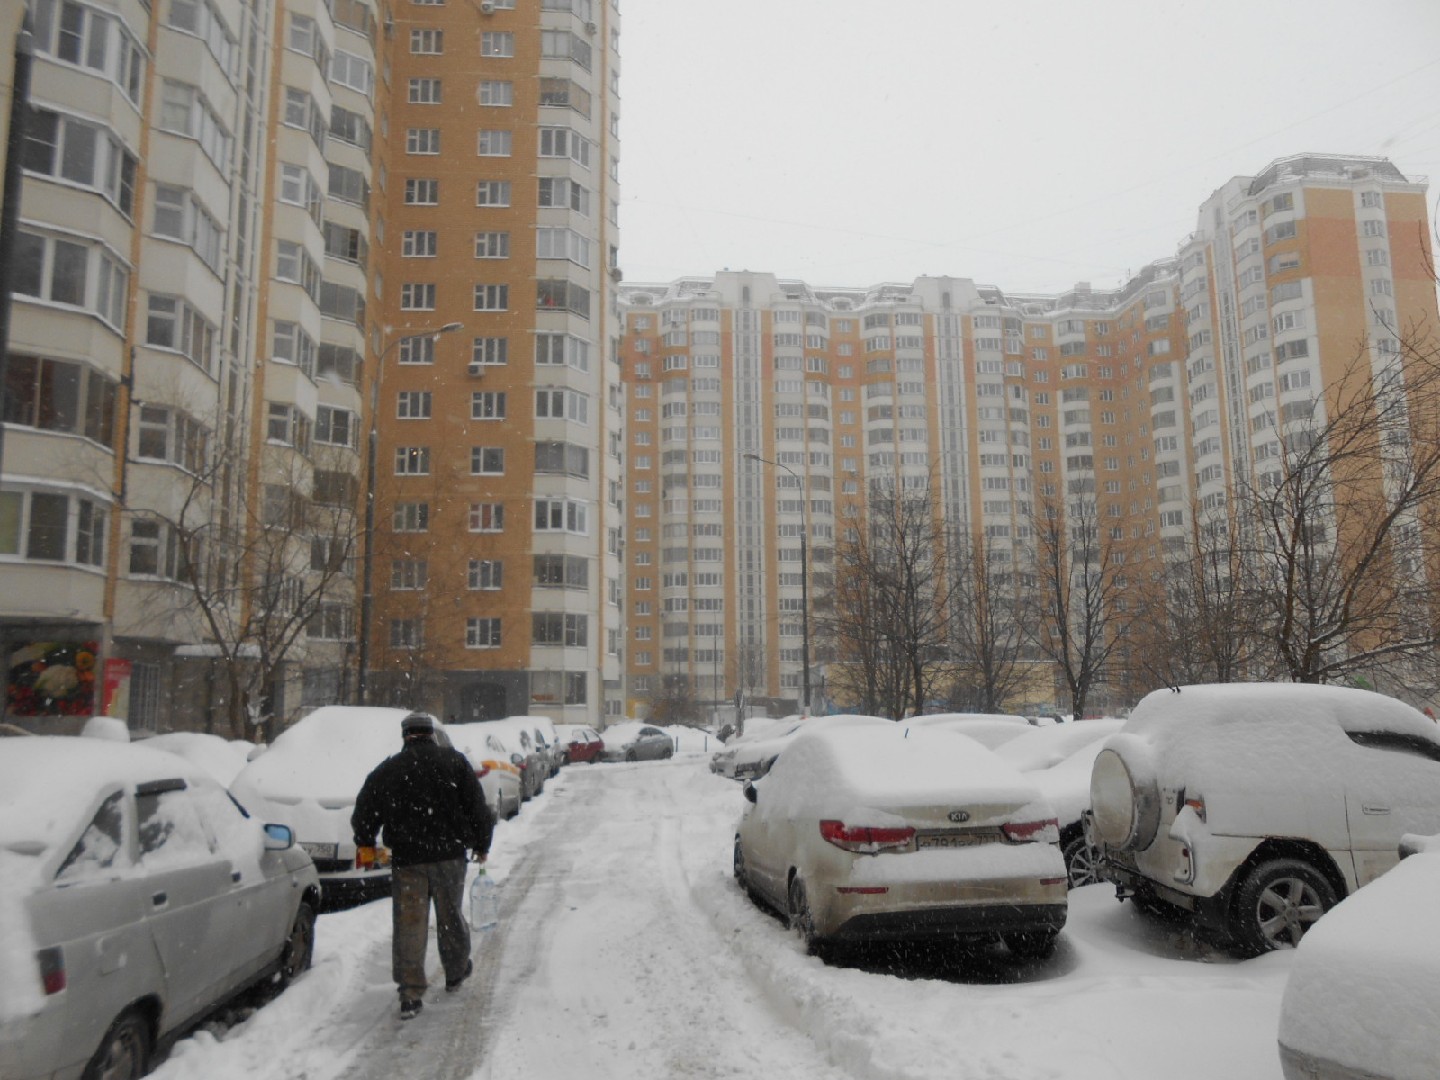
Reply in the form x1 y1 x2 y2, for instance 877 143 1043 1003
1183 791 1207 823
38 947 65 995
1002 818 1060 844
819 819 915 854
476 765 491 779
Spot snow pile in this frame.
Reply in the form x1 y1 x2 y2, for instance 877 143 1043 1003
140 732 256 786
998 718 1126 772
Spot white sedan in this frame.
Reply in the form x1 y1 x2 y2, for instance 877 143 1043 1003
734 725 1068 958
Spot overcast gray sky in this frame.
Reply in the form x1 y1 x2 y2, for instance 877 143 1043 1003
617 0 1440 294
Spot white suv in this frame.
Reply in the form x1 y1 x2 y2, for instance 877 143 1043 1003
1088 683 1440 955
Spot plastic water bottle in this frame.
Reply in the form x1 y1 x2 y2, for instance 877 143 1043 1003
469 868 499 932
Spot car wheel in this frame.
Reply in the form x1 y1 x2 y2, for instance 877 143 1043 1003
733 836 747 887
277 901 316 986
1062 834 1101 889
83 1009 149 1080
1003 929 1059 960
625 750 637 762
787 874 821 954
1231 859 1337 957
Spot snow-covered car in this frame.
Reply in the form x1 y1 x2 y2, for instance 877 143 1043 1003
467 718 547 800
136 731 256 786
1277 832 1440 1080
732 714 892 781
598 722 674 762
734 725 1067 958
555 724 604 764
709 716 798 777
0 737 320 1080
1088 683 1440 955
229 706 445 906
512 715 563 777
446 724 523 820
997 719 1126 887
905 713 1034 750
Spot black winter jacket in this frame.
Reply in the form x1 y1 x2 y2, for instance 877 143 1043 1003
352 739 496 867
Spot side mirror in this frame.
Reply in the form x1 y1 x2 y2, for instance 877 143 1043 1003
743 782 758 805
511 752 525 766
263 823 294 851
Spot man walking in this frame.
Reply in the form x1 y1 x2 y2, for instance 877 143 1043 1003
353 713 496 1020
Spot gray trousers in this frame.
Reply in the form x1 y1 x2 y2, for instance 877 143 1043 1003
391 858 470 999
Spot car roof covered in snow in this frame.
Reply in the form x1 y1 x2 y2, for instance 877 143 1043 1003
230 706 430 803
0 736 208 856
1125 683 1438 742
760 724 1044 820
997 718 1126 772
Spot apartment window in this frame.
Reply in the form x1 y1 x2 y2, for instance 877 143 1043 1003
392 502 429 531
537 177 590 215
404 178 438 205
536 228 592 267
157 80 231 169
471 391 507 419
469 502 504 531
331 50 374 95
22 107 138 216
394 446 430 475
323 221 367 267
14 230 128 328
472 337 509 365
406 127 440 154
540 30 591 70
538 127 591 166
534 554 588 588
477 130 512 156
480 31 514 57
275 240 320 299
278 163 323 224
128 516 180 578
403 230 437 257
2 355 117 447
470 446 505 474
407 77 441 104
535 388 589 423
397 335 435 365
466 618 502 648
1366 249 1390 267
315 405 357 446
534 498 588 534
410 28 443 53
536 279 591 318
330 105 372 150
478 81 512 106
535 333 590 371
396 390 432 419
532 613 588 647
476 180 511 207
390 559 428 590
473 284 509 310
308 603 353 641
389 619 423 649
313 471 356 507
538 76 592 117
468 560 503 590
282 88 326 150
33 0 146 103
400 282 436 310
535 441 589 477
145 295 217 374
475 231 510 258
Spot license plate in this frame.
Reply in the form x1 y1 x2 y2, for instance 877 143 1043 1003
300 842 338 860
916 833 991 850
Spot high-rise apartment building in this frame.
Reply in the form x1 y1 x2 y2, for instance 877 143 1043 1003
0 0 623 733
619 155 1437 718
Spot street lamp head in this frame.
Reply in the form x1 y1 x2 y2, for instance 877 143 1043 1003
433 321 464 340
743 453 762 463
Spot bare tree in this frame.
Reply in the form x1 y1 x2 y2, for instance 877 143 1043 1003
138 430 360 741
1234 326 1440 687
944 529 1031 712
824 482 952 719
1027 495 1137 720
1131 506 1259 689
644 673 706 726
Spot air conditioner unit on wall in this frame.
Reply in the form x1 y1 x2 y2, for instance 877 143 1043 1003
480 0 496 12
585 20 597 34
467 362 486 376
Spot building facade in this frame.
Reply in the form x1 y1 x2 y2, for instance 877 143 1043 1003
0 0 623 734
619 155 1437 718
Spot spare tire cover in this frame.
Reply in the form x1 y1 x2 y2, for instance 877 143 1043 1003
1091 746 1161 851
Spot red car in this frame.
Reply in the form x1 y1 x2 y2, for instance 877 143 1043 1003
556 724 605 764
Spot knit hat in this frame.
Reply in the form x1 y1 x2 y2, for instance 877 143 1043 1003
401 713 435 736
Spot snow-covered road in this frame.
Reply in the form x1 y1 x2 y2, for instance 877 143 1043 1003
152 753 1293 1080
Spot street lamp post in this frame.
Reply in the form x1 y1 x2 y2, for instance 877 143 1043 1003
744 452 810 717
355 321 463 704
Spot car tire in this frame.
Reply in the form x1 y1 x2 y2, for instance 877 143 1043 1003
277 901 317 986
787 874 822 954
625 750 637 763
1231 858 1337 957
1062 834 1102 889
1003 929 1059 961
733 836 748 890
82 1009 150 1080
